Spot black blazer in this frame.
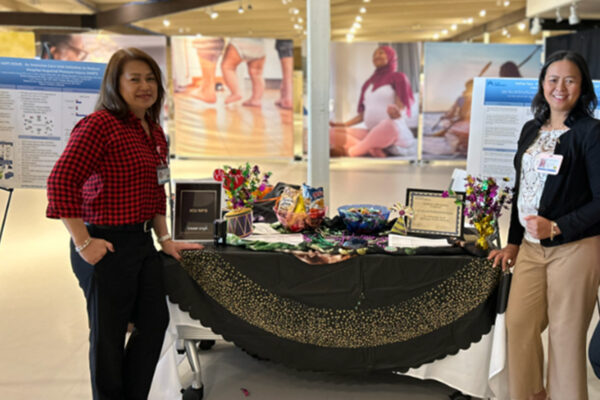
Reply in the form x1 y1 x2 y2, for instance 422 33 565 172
508 115 600 247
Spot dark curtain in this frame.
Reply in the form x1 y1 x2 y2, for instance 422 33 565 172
545 28 600 79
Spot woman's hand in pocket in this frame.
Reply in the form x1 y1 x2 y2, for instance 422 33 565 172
79 238 115 265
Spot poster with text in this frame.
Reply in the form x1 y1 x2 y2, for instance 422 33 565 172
467 77 600 183
171 36 294 158
0 58 104 189
423 42 542 160
329 42 420 159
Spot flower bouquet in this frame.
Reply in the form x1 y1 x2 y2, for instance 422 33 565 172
213 163 272 237
445 175 512 250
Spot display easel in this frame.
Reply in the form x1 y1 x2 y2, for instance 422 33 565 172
0 186 13 246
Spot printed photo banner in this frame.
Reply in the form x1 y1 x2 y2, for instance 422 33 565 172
170 36 294 159
34 33 167 76
467 78 600 183
329 42 420 160
422 42 542 161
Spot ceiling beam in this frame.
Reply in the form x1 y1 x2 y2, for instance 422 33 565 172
95 0 227 28
0 0 229 29
449 7 527 41
0 11 95 28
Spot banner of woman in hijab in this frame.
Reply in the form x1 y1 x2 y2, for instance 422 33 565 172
422 42 542 161
170 36 294 159
329 42 420 160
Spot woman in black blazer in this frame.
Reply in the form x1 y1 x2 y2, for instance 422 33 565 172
489 51 600 400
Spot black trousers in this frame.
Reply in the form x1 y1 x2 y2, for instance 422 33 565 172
71 226 168 400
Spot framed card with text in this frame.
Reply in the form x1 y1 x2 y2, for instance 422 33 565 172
405 188 464 238
173 180 222 241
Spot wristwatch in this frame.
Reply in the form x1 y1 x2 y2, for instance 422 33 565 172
550 221 559 241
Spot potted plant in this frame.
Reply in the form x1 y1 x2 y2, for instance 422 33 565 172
213 163 272 237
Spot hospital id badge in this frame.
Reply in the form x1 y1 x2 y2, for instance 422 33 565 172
535 153 563 175
157 165 170 185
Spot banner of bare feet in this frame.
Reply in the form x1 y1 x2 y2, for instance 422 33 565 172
422 42 542 160
329 42 421 160
171 36 294 159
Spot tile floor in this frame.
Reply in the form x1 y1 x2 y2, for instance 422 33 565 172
0 159 599 400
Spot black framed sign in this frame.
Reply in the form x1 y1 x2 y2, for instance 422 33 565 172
405 188 464 238
173 181 222 241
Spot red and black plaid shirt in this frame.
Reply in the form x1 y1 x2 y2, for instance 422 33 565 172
47 109 168 225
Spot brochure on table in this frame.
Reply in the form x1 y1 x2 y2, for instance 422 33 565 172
0 57 104 189
467 77 600 184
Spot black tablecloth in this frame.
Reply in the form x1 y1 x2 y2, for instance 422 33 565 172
161 246 501 373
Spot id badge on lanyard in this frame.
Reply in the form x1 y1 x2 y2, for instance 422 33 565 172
155 144 170 185
535 153 563 175
157 164 170 185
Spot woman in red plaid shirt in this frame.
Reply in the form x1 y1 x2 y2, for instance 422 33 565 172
47 48 202 400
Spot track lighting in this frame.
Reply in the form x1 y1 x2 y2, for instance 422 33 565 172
530 16 541 35
556 7 563 23
569 3 580 25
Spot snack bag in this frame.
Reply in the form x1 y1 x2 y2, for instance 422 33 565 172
301 183 325 212
277 186 300 217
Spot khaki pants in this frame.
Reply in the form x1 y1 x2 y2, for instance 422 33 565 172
506 236 600 400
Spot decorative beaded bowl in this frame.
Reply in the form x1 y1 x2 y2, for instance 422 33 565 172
337 204 390 234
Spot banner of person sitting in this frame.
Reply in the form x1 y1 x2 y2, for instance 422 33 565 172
0 31 547 161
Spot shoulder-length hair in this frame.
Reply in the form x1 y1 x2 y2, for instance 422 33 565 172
531 50 597 125
95 47 164 124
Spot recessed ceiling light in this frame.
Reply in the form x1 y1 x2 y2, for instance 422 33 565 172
503 0 510 7
451 24 458 31
479 10 486 17
162 19 170 27
517 22 526 31
346 33 354 42
355 15 363 22
359 7 367 13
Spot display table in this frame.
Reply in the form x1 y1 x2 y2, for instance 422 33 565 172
149 246 509 399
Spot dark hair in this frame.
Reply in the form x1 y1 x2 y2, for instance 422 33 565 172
95 47 164 123
499 61 522 78
39 34 74 59
531 50 597 125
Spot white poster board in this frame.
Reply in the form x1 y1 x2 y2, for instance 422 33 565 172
0 57 104 188
467 77 600 183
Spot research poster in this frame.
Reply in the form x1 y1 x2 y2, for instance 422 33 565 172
0 58 104 189
467 77 600 183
